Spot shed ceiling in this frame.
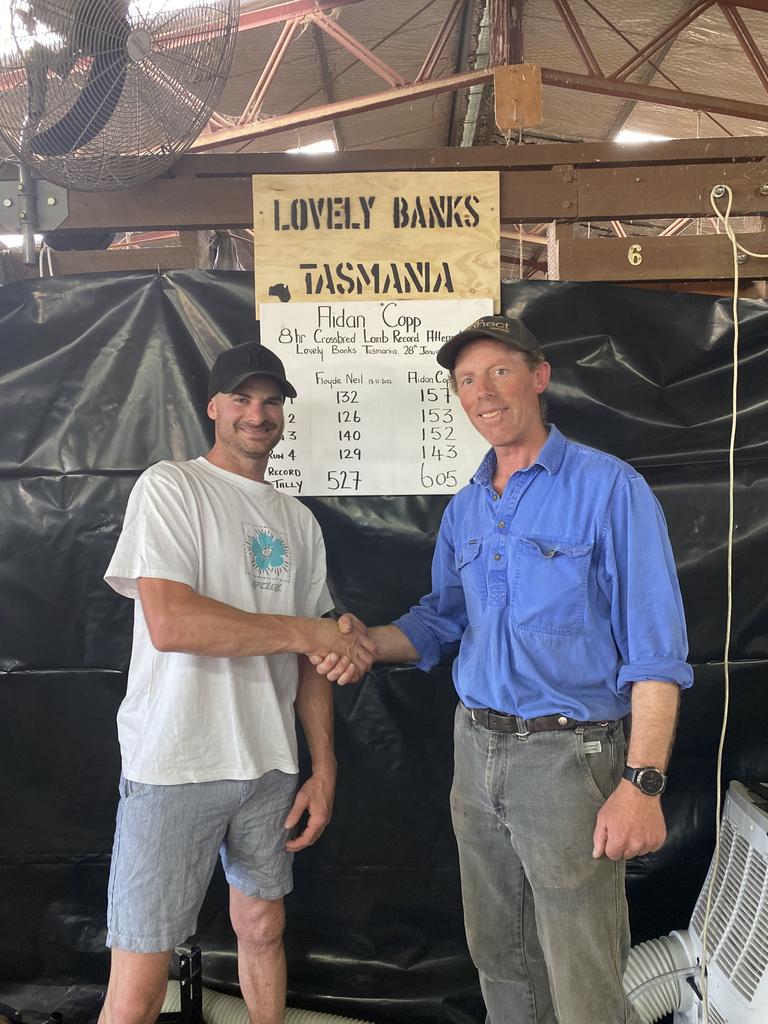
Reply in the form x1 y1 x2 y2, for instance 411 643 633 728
209 0 768 155
194 0 768 280
4 0 768 280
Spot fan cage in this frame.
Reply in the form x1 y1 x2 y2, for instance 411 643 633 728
0 1 239 191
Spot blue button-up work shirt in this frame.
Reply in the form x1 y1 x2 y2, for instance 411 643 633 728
394 425 693 721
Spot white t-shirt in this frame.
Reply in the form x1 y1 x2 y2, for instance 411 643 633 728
104 457 333 785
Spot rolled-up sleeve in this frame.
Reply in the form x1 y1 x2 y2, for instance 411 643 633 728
599 474 693 693
394 499 467 672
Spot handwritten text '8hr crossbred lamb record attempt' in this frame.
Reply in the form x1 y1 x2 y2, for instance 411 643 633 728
260 299 494 497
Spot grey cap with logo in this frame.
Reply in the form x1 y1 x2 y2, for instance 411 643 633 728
436 314 544 370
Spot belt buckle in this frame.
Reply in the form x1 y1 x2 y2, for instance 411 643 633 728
514 715 530 740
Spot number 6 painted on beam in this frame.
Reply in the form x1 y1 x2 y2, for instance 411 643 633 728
628 244 643 266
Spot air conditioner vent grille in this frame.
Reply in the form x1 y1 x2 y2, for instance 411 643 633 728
690 818 768 1003
707 1004 728 1024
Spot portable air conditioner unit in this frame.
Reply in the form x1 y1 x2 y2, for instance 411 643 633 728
624 782 768 1024
673 781 768 1024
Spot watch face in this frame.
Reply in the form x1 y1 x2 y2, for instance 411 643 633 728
637 768 666 795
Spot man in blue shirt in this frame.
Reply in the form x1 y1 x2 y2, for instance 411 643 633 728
316 315 692 1024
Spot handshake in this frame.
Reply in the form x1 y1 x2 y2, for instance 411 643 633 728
308 613 376 685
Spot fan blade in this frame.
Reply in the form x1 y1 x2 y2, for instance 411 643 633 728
30 46 128 155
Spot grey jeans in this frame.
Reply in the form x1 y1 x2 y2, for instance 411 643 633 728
450 704 643 1024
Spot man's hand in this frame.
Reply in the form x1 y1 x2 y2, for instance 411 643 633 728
306 615 375 685
309 613 372 683
284 761 336 852
592 780 667 861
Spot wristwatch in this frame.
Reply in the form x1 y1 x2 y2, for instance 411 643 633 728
623 765 667 796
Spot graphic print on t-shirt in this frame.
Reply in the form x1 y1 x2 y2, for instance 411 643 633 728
243 523 293 591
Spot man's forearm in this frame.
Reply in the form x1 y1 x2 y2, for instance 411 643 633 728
368 624 419 663
294 655 335 773
592 680 680 860
138 578 358 660
284 655 337 852
625 680 681 771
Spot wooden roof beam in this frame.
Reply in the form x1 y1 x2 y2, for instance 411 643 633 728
540 66 768 123
581 0 733 137
611 2 715 81
500 226 550 245
170 136 768 175
552 231 768 281
416 0 468 84
552 0 603 77
722 0 768 11
719 2 768 94
238 19 301 124
189 67 499 151
311 12 405 87
237 0 365 31
17 145 768 234
510 0 525 64
190 64 768 153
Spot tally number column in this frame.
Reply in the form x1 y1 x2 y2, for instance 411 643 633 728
418 378 459 491
332 381 364 493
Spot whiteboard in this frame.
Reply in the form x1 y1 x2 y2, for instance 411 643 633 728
260 299 494 496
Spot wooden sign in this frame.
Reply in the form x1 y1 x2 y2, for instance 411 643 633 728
252 171 500 313
494 64 543 131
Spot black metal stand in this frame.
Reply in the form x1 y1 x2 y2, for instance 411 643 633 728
157 947 206 1024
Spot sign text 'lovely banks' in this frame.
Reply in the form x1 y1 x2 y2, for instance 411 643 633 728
252 171 499 311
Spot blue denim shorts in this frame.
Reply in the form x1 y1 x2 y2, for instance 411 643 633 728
106 771 297 953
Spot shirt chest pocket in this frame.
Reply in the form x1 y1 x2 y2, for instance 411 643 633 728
512 537 592 636
455 538 487 628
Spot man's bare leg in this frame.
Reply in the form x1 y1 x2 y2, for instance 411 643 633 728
98 949 173 1024
229 886 286 1024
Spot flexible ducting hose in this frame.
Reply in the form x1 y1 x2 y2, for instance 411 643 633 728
160 982 374 1024
623 930 698 1024
162 930 697 1024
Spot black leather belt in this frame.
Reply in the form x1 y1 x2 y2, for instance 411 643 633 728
465 705 615 738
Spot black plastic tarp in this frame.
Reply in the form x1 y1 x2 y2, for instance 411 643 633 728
1 272 766 1022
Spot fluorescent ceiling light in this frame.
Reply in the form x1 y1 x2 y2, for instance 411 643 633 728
615 129 676 143
1 234 42 248
286 139 337 154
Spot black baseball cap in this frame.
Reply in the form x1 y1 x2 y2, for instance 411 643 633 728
207 341 297 400
436 315 544 369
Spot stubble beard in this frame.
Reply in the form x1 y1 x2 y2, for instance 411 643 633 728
226 422 282 462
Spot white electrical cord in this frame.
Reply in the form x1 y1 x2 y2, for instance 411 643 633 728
700 185 768 1023
625 962 699 1000
38 241 52 277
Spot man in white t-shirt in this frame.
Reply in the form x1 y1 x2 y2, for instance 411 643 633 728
99 341 374 1024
